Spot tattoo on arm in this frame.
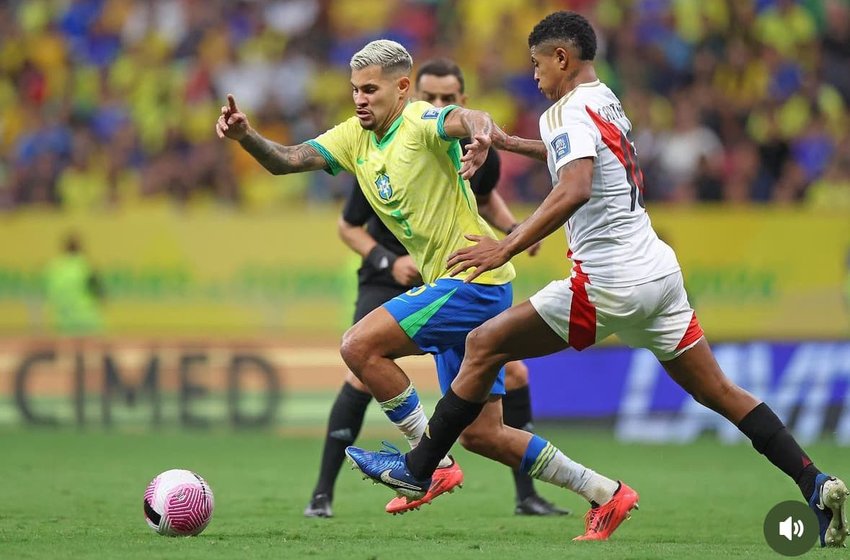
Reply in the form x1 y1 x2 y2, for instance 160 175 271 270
459 108 492 139
442 108 494 140
239 131 327 175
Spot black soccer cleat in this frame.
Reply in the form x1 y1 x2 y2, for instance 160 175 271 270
304 493 333 518
515 494 571 516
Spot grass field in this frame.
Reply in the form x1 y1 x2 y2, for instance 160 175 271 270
1 425 845 560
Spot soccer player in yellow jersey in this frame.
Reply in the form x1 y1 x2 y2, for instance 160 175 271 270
217 39 623 517
305 58 567 518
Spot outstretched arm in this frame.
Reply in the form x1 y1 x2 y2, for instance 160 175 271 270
239 133 327 176
441 108 548 176
441 107 494 145
216 94 327 175
494 132 548 162
447 157 594 282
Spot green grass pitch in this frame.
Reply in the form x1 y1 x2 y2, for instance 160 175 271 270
1 425 845 559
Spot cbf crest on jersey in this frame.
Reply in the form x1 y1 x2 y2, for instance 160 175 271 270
551 133 571 162
375 172 393 201
421 108 440 119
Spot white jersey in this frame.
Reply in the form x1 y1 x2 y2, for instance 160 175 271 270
539 80 680 287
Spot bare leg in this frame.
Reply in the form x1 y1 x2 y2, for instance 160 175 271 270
660 338 759 423
453 301 569 402
406 301 567 477
503 360 528 391
344 370 368 392
458 397 532 467
351 300 633 534
662 338 830 508
340 307 423 401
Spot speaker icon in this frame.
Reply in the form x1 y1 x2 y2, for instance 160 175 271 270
765 500 817 555
779 516 805 541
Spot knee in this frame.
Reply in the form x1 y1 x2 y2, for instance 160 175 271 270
465 323 503 365
340 325 372 375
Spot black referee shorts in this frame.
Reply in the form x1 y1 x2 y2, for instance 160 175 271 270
353 282 408 324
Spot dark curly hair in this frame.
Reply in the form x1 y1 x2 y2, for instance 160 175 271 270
528 11 597 61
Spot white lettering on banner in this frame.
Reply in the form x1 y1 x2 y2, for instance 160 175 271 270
786 344 833 443
835 345 850 445
615 349 673 443
615 343 850 445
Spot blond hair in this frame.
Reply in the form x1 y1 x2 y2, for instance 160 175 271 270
350 40 413 75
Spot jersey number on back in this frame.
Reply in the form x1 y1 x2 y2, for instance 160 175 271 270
622 133 646 211
586 107 646 211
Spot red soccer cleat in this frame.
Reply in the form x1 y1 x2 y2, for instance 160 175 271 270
573 482 639 541
385 457 464 515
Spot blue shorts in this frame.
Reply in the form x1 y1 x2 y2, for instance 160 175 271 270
383 278 512 396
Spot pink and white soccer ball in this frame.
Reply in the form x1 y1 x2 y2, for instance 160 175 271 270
143 469 214 536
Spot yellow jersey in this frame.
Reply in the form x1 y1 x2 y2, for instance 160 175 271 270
307 100 515 285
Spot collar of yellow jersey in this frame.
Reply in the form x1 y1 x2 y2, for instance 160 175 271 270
371 112 405 150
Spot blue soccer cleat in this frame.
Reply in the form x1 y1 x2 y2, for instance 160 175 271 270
808 473 850 547
345 442 431 500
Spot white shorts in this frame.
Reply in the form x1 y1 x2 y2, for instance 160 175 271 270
529 270 703 361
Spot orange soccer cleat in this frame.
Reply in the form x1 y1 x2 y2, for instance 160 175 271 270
385 457 464 515
573 482 639 541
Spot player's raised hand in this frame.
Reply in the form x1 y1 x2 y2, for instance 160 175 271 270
447 234 510 283
459 132 492 180
216 94 250 141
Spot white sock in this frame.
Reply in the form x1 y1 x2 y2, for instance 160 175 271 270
379 384 452 469
436 456 453 469
379 385 427 447
530 443 619 505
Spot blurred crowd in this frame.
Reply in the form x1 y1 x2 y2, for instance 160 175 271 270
1 0 849 212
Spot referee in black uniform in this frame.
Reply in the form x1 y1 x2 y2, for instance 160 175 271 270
305 59 568 518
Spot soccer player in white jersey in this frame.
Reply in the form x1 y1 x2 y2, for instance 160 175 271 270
348 12 849 547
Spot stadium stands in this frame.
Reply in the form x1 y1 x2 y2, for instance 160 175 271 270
0 0 848 210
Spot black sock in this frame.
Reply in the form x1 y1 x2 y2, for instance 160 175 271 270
503 386 537 501
312 382 372 498
737 402 821 500
406 388 485 480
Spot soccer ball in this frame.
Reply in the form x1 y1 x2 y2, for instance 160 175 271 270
143 469 214 536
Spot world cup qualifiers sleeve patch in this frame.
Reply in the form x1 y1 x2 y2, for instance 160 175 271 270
551 133 571 161
421 108 440 119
